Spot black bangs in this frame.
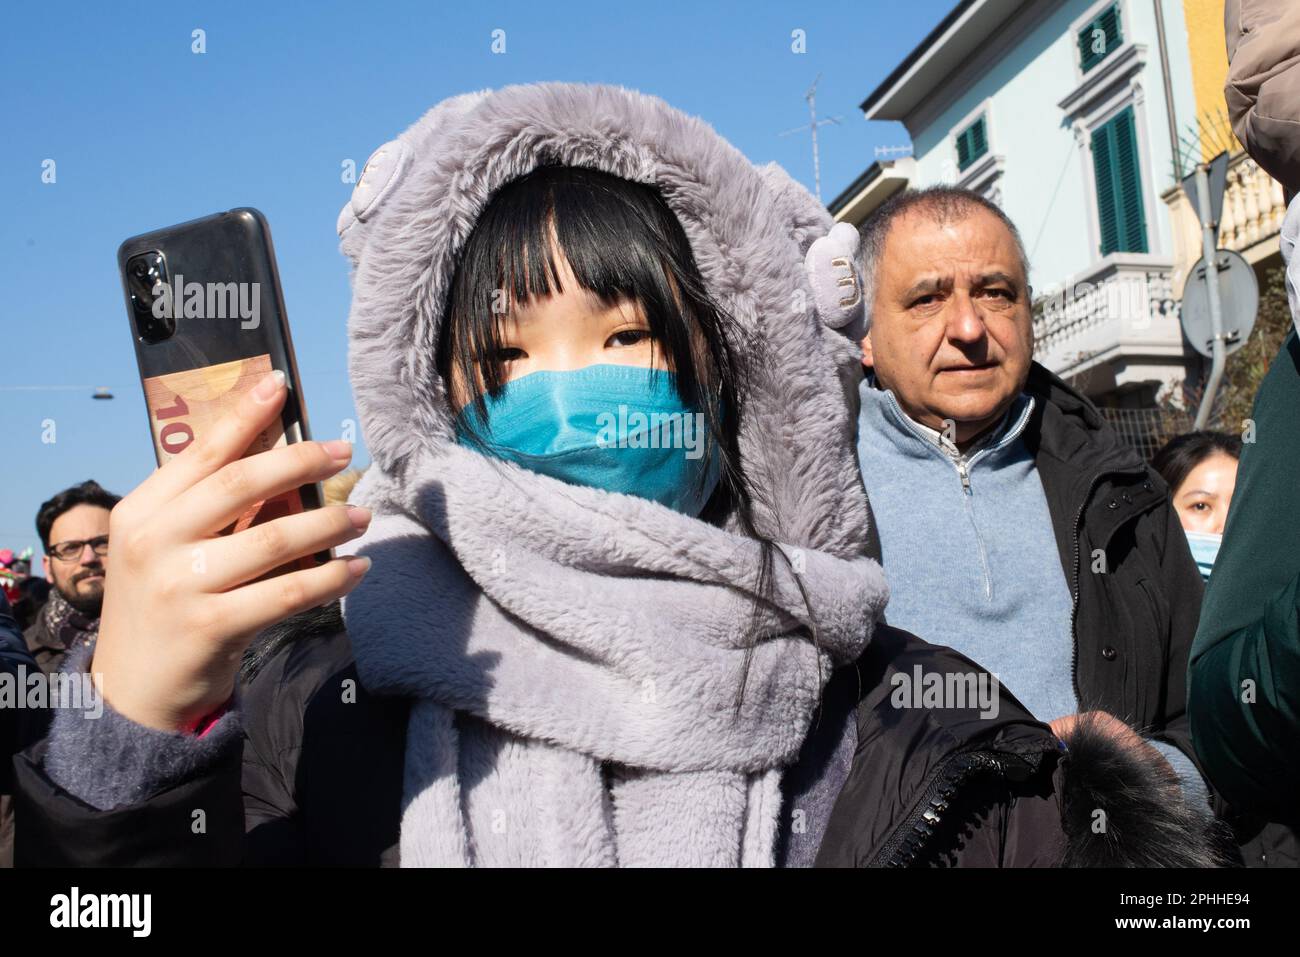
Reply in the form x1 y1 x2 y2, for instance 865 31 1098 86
439 165 723 407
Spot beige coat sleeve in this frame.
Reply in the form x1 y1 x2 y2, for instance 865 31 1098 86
1225 0 1300 191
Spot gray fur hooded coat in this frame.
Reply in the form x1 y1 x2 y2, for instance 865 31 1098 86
335 82 889 867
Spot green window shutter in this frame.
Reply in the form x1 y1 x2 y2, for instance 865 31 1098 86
1078 3 1123 73
1113 107 1147 252
1093 121 1119 254
956 116 988 172
1092 106 1148 256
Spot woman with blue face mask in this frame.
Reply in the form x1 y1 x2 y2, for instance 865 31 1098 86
330 135 891 867
1152 431 1243 581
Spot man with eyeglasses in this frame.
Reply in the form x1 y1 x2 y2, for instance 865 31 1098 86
23 480 121 676
3 481 118 865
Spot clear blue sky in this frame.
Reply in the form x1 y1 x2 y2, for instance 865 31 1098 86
1 0 948 562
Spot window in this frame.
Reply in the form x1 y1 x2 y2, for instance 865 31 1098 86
1092 106 1147 255
1078 3 1123 74
955 116 988 172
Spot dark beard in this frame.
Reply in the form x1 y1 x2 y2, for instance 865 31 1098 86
57 577 103 618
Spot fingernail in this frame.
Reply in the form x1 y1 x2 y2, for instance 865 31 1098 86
254 369 286 401
346 555 371 577
322 439 352 460
346 506 371 532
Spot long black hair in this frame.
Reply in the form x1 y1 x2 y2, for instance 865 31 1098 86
436 165 808 688
1151 430 1242 495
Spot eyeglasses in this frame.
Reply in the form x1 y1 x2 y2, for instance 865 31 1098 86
48 535 109 563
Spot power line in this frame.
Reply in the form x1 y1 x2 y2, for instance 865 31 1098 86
0 385 116 392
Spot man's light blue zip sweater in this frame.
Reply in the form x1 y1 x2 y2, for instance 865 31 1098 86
856 377 1209 811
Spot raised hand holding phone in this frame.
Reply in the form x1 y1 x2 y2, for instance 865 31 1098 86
91 372 371 732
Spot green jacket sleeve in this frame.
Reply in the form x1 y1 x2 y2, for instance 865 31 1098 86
1188 330 1300 822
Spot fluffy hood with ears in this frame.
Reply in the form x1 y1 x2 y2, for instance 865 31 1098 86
337 82 872 558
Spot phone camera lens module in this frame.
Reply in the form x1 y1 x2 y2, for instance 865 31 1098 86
127 250 173 344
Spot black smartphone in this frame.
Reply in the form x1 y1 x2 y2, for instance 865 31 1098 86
117 207 326 574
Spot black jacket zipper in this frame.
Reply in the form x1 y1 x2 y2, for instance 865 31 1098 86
1068 472 1108 704
868 750 1007 868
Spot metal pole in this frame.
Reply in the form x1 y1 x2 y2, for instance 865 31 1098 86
1193 163 1226 429
1152 0 1182 178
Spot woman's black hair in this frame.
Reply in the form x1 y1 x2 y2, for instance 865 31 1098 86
1151 430 1242 495
436 165 806 695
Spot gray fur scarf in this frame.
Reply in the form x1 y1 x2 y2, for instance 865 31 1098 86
338 83 889 867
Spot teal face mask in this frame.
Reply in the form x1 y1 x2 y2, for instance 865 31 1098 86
1184 529 1221 582
455 364 722 516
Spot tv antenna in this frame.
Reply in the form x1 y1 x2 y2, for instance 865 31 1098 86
779 74 842 202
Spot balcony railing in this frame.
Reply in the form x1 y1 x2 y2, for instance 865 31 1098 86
1163 151 1285 286
1220 152 1287 253
1032 254 1185 390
